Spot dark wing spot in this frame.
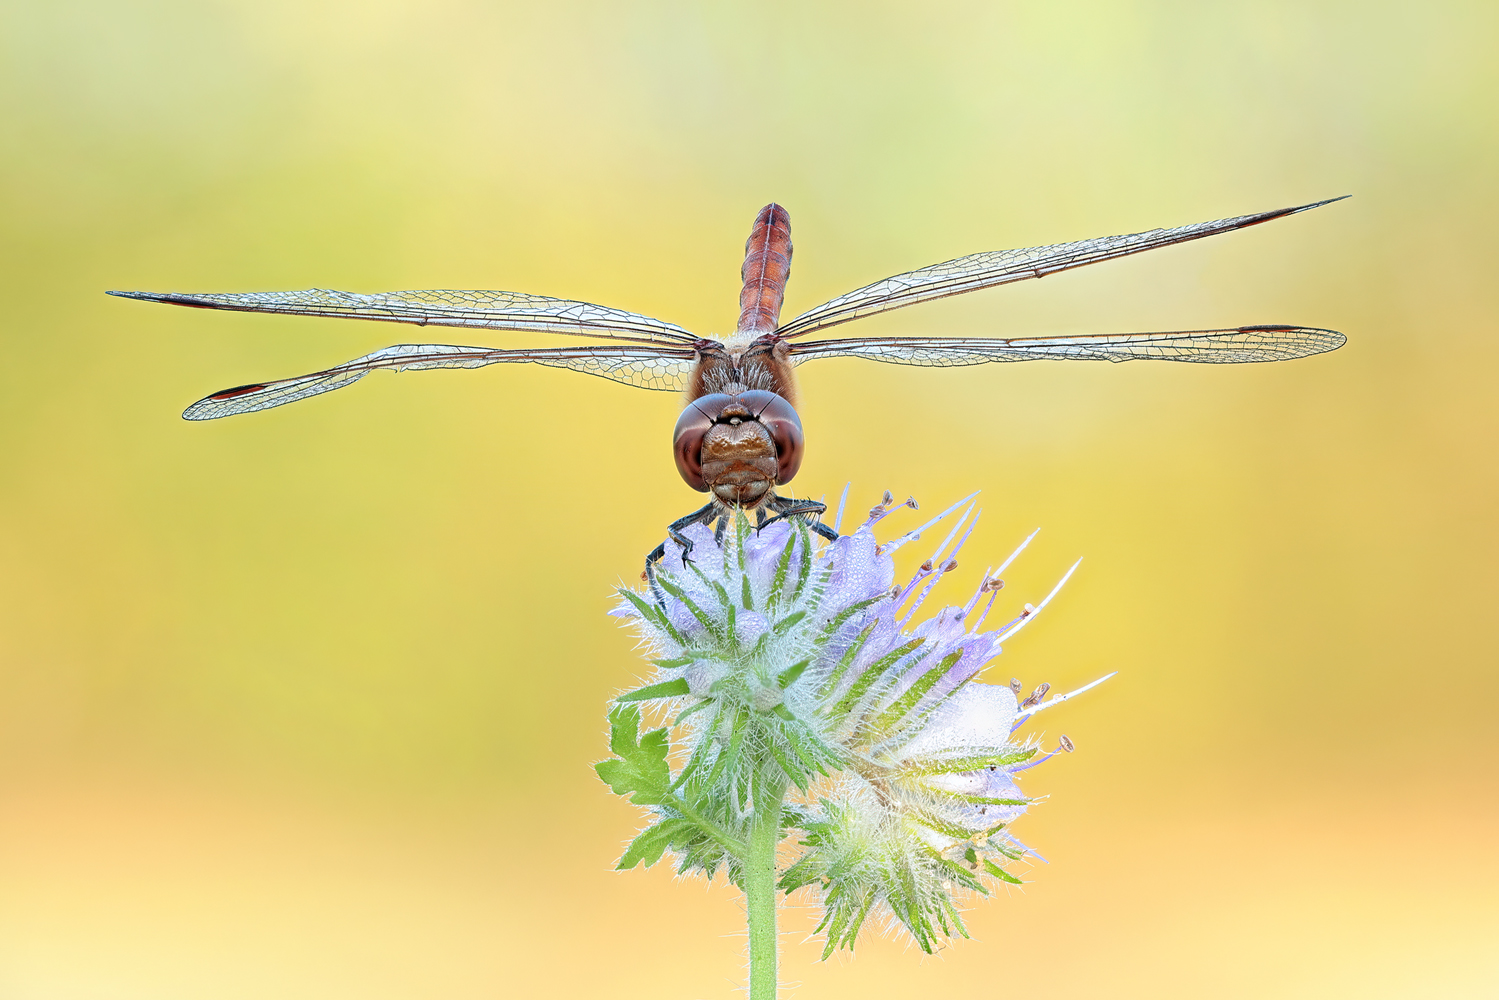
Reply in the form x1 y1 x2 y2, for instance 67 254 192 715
209 383 268 400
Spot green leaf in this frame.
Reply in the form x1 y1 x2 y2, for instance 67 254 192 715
830 638 926 719
977 818 1011 839
891 862 934 953
822 622 878 694
667 733 712 792
776 659 810 689
735 512 750 580
812 887 838 934
871 649 963 734
773 610 807 636
766 734 810 792
617 586 662 625
686 560 736 634
656 577 719 639
819 888 854 959
783 724 833 777
778 859 821 893
791 521 814 601
814 595 886 649
616 678 692 703
741 573 754 610
616 817 695 870
899 747 1036 776
909 807 981 841
941 793 1030 807
897 670 977 736
706 706 748 788
673 698 715 726
938 857 985 893
934 905 952 937
651 655 694 669
780 802 821 833
983 859 1024 885
845 890 879 950
619 588 686 646
606 703 641 757
985 836 1025 861
938 894 970 939
595 705 671 805
767 529 796 608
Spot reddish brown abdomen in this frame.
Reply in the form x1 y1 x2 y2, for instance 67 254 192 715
736 204 792 334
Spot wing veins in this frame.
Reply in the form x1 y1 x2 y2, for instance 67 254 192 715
777 197 1347 339
109 287 700 346
787 326 1347 366
181 342 697 420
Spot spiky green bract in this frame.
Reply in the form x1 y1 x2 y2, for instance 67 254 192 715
780 795 982 957
599 502 1102 960
602 516 843 883
778 681 1041 955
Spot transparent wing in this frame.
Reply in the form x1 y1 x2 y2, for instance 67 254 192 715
787 326 1346 367
182 343 697 420
110 287 698 346
777 197 1347 339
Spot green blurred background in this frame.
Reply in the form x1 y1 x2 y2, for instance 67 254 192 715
1 1 1495 996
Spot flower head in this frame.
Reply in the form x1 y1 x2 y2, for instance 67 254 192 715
600 491 1110 955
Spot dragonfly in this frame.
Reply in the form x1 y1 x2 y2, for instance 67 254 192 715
110 197 1346 565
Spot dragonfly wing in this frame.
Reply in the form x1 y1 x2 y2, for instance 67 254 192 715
787 326 1346 367
777 197 1347 339
111 287 698 346
182 343 696 420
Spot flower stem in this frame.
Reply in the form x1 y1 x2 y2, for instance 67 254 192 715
745 781 786 1000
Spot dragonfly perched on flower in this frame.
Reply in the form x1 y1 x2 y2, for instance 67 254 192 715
110 197 1346 561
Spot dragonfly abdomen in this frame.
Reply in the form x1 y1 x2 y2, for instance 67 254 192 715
736 203 792 334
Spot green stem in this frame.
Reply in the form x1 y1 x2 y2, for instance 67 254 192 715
745 780 787 1000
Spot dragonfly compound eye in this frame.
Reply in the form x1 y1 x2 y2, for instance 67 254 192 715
733 390 804 486
672 393 735 492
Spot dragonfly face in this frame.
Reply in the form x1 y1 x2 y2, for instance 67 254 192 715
109 196 1348 558
674 388 804 506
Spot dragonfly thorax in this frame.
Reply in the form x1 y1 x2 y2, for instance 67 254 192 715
688 334 799 407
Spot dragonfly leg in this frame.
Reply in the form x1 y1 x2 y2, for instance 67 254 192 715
713 514 729 546
760 494 840 543
642 557 668 609
647 501 721 574
810 520 840 543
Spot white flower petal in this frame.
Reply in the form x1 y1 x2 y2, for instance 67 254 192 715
900 682 1019 757
921 767 1022 799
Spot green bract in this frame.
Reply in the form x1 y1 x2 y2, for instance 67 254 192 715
597 496 1108 957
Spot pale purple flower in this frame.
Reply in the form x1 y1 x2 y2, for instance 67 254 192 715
609 490 1110 955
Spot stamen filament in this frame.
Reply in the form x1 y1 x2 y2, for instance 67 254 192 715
994 558 1082 644
878 491 979 554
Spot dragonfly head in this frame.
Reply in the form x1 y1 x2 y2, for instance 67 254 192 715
673 390 804 506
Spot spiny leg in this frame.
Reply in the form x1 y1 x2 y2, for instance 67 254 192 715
809 519 840 543
643 557 667 608
646 501 721 575
760 493 840 543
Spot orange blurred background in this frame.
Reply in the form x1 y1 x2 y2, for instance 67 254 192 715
2 1 1495 996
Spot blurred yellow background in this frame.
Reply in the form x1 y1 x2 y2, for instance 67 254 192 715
2 1 1495 996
